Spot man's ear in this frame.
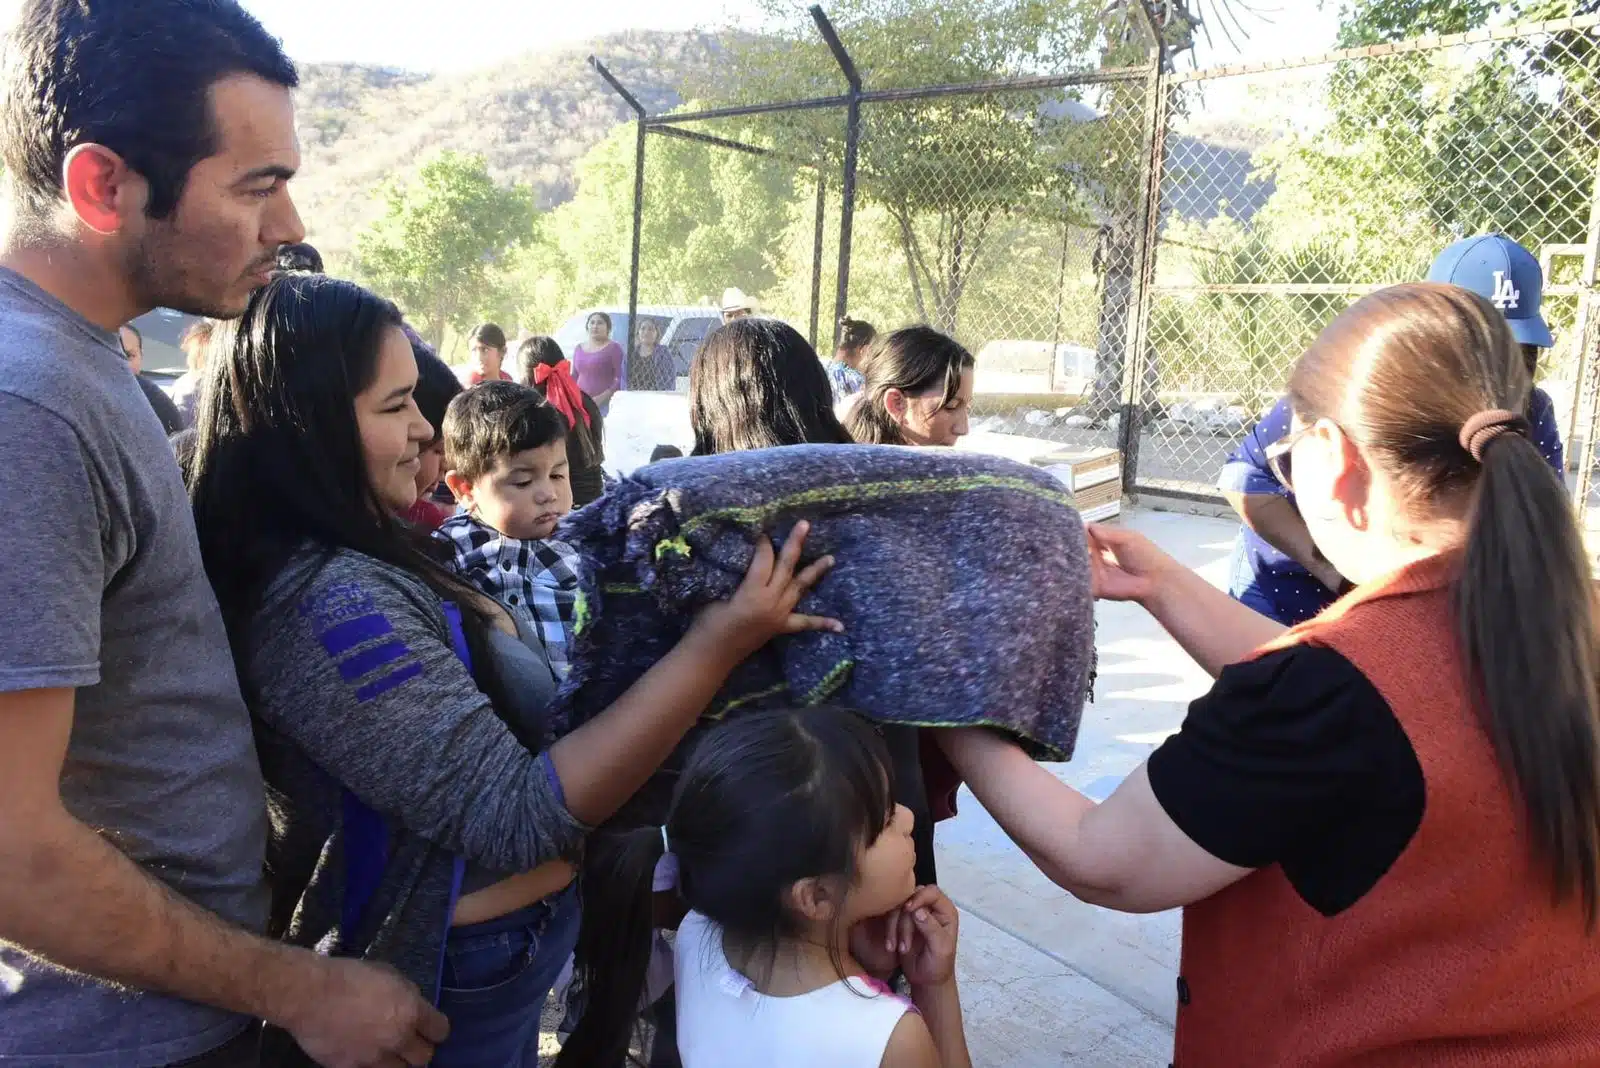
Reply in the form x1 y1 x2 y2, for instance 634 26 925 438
62 144 146 235
443 471 474 510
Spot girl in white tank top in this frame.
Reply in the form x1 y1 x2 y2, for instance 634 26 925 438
554 707 971 1068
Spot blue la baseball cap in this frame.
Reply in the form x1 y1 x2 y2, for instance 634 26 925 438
1427 233 1554 348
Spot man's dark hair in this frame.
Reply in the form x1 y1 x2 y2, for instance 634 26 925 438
275 242 323 275
443 381 568 482
1 0 298 220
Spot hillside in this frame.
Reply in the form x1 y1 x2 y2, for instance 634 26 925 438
292 30 721 267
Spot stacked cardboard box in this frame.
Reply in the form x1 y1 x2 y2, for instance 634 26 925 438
1031 447 1123 522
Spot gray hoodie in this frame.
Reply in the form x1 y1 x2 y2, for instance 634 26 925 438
241 548 586 1012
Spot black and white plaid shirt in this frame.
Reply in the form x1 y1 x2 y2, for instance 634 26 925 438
435 514 581 678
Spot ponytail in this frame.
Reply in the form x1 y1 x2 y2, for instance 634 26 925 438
555 820 665 1068
1457 431 1600 925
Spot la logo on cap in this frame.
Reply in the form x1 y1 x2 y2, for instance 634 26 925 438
1491 270 1521 311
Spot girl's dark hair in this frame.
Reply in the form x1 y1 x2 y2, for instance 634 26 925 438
557 707 896 1068
649 444 683 463
838 317 876 353
689 318 854 455
412 341 462 443
187 275 518 730
518 335 601 467
1289 282 1600 923
845 326 975 446
470 322 506 351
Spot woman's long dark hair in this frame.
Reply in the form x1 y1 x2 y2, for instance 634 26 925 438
518 335 600 467
1290 282 1600 924
689 318 853 455
557 707 896 1068
846 326 975 446
187 275 517 726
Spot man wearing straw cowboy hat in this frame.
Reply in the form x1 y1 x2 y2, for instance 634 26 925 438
1218 232 1567 626
720 286 755 324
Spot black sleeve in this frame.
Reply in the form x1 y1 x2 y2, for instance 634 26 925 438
1147 644 1424 915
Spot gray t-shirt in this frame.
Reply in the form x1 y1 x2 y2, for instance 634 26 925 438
0 270 268 1065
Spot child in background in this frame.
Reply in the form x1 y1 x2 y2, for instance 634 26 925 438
650 444 684 464
400 339 463 529
828 316 877 404
436 381 582 676
558 706 971 1068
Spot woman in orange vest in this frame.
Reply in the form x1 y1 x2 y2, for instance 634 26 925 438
940 282 1600 1066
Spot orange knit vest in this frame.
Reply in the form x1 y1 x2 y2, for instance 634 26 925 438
1173 553 1600 1067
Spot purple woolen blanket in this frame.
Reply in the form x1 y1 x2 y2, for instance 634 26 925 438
553 444 1094 760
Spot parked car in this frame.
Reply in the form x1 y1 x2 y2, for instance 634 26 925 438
554 304 723 389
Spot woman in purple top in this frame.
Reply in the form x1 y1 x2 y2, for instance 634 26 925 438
572 312 623 414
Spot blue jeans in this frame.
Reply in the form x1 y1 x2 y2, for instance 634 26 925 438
432 888 580 1068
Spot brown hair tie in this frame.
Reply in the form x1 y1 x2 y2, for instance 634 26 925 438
1459 408 1531 462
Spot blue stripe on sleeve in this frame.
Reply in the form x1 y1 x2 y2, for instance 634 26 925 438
336 639 412 684
316 614 394 657
354 662 424 702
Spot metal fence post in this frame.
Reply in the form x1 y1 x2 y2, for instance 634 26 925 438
1566 149 1600 515
1117 43 1170 495
810 176 827 351
812 5 861 351
590 57 648 371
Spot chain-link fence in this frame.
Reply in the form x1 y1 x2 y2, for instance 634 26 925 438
593 10 1600 539
1138 15 1600 506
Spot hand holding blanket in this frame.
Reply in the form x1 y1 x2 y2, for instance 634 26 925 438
554 444 1095 760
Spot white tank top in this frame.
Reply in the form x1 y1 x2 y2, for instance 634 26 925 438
673 910 915 1068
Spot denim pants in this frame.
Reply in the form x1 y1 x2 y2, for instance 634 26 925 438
432 888 580 1068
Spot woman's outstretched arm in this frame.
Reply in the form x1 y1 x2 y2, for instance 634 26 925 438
936 730 1250 913
1090 523 1286 678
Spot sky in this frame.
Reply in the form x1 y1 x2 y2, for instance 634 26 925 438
229 0 1341 75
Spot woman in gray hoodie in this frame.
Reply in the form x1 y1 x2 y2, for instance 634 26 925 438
186 274 840 1067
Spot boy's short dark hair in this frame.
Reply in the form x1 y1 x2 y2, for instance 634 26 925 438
649 444 684 463
443 381 568 481
2 0 298 221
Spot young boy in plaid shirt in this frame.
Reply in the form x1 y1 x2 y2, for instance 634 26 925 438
436 382 583 676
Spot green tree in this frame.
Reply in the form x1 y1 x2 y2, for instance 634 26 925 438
1255 0 1596 271
354 151 535 346
697 0 1121 339
493 124 796 335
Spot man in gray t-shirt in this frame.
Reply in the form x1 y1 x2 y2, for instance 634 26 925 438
0 271 274 1063
0 2 446 1065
